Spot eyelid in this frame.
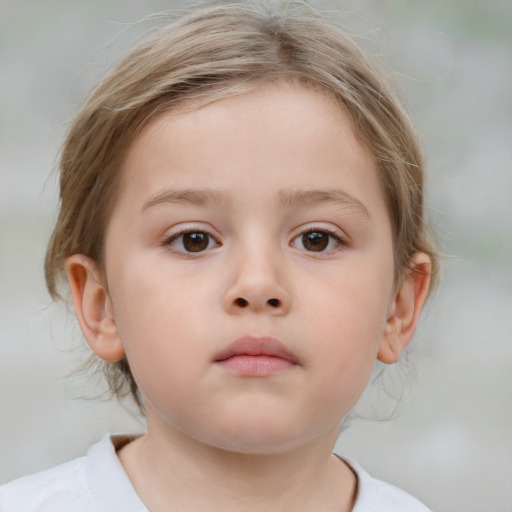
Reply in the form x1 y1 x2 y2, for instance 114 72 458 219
292 223 347 241
162 223 222 251
290 223 348 252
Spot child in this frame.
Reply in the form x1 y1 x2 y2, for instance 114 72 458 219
0 1 439 510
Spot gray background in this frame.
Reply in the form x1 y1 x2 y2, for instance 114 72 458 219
1 1 511 511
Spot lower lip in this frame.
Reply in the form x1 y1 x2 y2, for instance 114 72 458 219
215 355 296 376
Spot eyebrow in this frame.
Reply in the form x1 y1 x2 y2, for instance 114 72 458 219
142 186 371 220
276 189 371 220
142 187 230 212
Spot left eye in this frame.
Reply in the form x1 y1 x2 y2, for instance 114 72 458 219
292 230 342 252
165 231 218 253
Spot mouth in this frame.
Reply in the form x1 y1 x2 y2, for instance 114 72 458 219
213 336 299 376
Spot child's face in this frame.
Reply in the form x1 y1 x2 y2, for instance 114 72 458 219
89 84 406 452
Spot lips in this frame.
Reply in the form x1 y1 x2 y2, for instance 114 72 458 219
213 336 299 376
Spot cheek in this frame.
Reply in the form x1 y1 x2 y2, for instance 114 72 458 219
301 262 392 399
111 249 214 334
108 264 205 380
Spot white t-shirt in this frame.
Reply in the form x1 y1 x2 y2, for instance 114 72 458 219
0 434 431 511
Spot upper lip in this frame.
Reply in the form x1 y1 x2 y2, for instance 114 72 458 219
214 336 299 364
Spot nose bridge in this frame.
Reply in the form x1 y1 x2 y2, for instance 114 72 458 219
223 232 291 314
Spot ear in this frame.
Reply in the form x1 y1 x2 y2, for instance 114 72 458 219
377 252 432 364
64 254 125 362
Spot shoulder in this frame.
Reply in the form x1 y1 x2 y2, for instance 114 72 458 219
342 457 432 512
0 455 92 512
0 434 146 512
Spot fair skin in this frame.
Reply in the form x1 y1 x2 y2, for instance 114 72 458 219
66 84 431 512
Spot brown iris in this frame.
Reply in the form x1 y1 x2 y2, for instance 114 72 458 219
182 232 209 252
302 231 329 252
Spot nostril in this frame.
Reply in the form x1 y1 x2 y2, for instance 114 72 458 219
235 298 249 308
267 298 280 308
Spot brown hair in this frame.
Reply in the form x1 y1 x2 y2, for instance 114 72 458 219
45 0 440 409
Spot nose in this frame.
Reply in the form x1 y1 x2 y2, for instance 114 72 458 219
222 246 291 316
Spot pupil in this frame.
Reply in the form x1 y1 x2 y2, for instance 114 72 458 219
183 232 208 252
303 231 328 251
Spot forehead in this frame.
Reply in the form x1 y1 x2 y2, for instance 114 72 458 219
117 83 385 217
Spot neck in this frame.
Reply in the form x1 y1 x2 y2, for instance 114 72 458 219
118 413 356 512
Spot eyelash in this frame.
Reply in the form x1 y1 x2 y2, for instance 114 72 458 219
162 226 346 254
290 227 345 253
163 228 220 254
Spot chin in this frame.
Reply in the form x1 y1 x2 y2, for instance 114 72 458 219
204 417 312 455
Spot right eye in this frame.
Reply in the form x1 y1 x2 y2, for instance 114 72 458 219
164 230 218 253
291 228 344 253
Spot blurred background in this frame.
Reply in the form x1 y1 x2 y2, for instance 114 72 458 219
0 1 511 511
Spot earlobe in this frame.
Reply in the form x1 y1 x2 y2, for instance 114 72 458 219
64 254 125 362
377 253 432 364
